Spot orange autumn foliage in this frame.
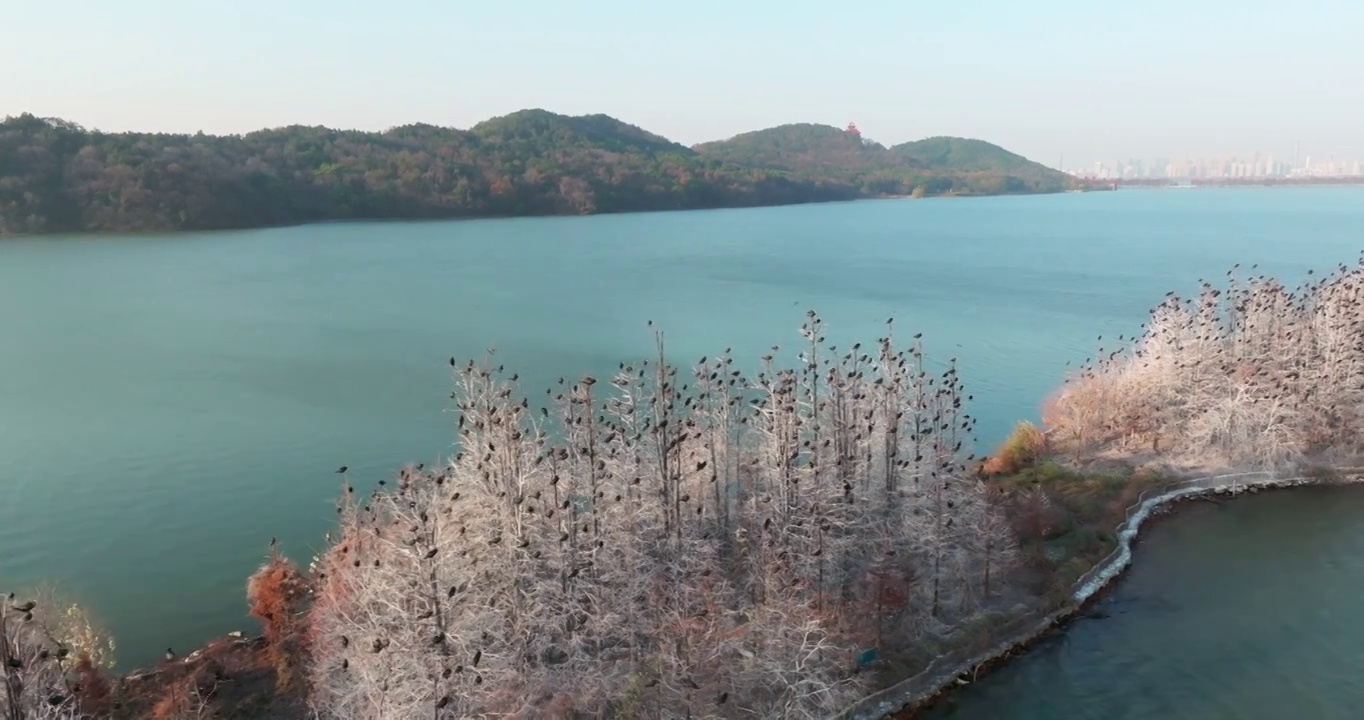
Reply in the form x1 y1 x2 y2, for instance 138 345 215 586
72 656 113 716
247 552 311 692
983 421 1047 475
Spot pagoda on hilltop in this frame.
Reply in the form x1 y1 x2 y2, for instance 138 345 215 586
845 122 861 138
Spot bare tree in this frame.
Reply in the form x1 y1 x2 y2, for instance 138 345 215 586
0 595 87 720
304 316 1008 718
1047 262 1364 471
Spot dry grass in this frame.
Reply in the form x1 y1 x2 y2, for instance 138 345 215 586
987 461 1165 599
983 421 1047 476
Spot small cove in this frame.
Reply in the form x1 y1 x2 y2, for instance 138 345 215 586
922 485 1364 720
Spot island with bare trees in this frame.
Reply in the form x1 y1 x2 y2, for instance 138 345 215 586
7 257 1364 719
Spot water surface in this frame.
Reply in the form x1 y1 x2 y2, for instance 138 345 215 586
925 486 1364 720
1 187 1362 671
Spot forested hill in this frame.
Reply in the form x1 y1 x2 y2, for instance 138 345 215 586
695 125 1066 196
0 110 1071 235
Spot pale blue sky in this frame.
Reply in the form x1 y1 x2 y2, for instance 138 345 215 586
3 0 1360 165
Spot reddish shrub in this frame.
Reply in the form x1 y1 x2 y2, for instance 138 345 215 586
984 421 1046 476
247 552 311 691
72 656 113 716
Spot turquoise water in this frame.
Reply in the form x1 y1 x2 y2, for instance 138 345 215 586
924 486 1364 720
1 187 1363 678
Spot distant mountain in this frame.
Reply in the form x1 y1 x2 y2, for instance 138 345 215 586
470 109 687 156
0 111 1071 235
697 124 1067 196
892 137 1035 172
693 123 905 181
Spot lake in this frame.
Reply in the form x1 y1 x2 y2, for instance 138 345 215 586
2 187 1363 695
923 485 1364 720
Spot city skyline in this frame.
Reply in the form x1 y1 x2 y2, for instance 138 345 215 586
1064 148 1364 179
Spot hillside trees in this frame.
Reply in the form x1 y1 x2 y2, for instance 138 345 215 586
1 112 1068 235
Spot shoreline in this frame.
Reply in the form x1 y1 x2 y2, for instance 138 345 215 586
101 468 1364 717
0 188 1069 240
837 467 1364 720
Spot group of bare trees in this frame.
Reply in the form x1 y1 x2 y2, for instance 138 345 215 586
301 313 1019 719
0 595 110 720
1046 259 1364 470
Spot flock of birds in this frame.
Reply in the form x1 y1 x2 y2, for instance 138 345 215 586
0 594 77 715
298 313 1013 719
1049 257 1364 468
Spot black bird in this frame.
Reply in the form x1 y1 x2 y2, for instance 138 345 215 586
11 600 36 613
718 692 729 705
336 466 348 474
472 649 482 667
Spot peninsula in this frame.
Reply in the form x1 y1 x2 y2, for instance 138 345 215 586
0 111 1075 235
12 257 1358 718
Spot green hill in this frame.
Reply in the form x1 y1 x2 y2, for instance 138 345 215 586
0 111 1069 235
697 124 1067 197
893 136 1039 173
471 109 687 156
693 123 903 181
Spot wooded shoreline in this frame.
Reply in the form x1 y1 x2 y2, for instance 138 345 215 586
1 111 1077 236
